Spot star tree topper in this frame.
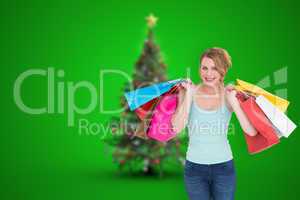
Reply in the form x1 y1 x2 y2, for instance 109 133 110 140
146 13 158 28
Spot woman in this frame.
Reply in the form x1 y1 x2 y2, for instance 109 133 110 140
171 47 257 200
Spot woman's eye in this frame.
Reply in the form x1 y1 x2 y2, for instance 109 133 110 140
202 66 208 70
212 67 217 71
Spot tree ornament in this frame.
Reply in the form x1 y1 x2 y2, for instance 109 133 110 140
146 13 158 28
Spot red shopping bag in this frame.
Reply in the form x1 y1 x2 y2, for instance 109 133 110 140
134 106 154 139
134 98 159 120
236 92 280 154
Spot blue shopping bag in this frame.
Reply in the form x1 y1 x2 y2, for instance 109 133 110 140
124 79 185 111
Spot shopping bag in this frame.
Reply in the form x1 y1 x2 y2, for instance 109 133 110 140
255 95 297 138
235 79 289 112
134 105 155 139
147 85 182 142
134 84 182 139
124 79 185 111
134 84 179 120
236 92 280 154
134 98 159 121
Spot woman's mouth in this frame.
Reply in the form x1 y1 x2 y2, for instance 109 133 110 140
204 77 216 82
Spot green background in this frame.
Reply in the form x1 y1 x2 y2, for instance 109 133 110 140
1 0 300 199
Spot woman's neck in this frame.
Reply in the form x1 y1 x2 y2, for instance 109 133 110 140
197 83 224 95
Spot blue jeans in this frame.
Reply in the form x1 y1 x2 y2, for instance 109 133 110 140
184 159 236 200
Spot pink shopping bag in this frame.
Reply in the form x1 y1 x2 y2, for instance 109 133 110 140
147 85 182 142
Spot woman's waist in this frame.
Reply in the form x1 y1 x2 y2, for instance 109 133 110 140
186 141 233 161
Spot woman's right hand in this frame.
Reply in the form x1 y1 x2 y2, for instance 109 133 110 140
180 78 194 98
181 78 192 89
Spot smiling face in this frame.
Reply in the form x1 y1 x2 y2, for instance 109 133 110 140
199 56 222 87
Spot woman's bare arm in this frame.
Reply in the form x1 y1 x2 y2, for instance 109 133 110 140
171 83 193 133
225 85 258 136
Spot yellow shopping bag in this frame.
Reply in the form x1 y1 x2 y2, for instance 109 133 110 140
234 79 289 112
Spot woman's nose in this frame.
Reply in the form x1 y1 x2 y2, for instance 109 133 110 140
207 69 212 76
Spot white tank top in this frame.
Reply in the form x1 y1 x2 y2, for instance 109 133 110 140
186 88 233 164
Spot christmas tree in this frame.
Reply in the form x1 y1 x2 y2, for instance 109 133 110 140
103 14 187 177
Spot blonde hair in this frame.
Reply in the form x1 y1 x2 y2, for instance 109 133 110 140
200 47 232 82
